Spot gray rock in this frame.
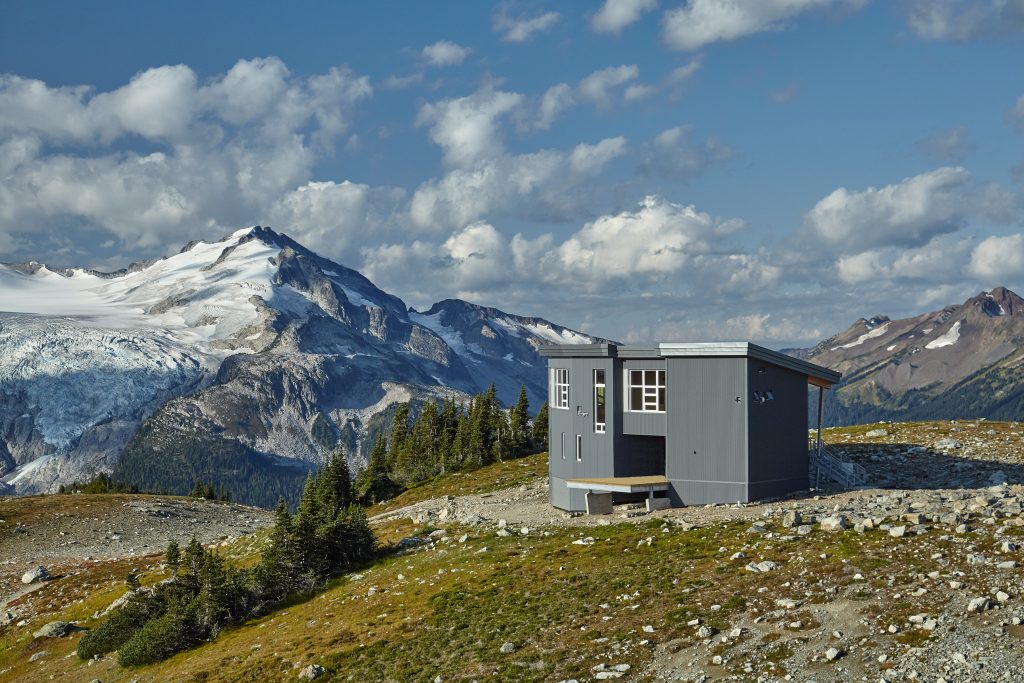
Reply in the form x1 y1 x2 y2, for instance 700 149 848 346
935 438 962 449
820 515 848 531
865 428 889 438
33 620 74 638
21 566 49 584
889 525 907 538
967 597 990 613
824 646 843 661
500 642 515 654
782 510 802 528
29 651 47 662
298 663 325 680
696 625 716 638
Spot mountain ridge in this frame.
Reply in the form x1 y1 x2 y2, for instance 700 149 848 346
0 226 602 502
792 286 1024 425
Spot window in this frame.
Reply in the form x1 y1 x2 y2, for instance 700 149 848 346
594 369 606 433
627 369 666 412
753 390 774 404
576 434 582 462
550 368 569 409
561 432 566 459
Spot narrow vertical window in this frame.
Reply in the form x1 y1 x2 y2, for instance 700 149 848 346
551 368 570 409
594 369 606 433
561 432 565 459
576 434 582 462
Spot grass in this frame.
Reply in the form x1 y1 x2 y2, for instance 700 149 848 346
369 451 548 515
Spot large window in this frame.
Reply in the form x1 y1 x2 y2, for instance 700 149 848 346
550 368 569 409
594 369 606 433
628 369 666 412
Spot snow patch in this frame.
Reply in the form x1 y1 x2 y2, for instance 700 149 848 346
886 345 897 351
925 321 962 349
831 322 890 351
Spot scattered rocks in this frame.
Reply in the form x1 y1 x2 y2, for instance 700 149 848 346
820 515 848 531
781 510 801 528
967 597 991 613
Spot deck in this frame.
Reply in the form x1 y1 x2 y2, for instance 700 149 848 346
565 475 669 494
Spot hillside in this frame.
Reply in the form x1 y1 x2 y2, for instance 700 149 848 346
793 287 1024 425
0 227 599 503
3 421 1024 682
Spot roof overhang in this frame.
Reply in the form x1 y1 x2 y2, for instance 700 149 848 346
538 341 841 388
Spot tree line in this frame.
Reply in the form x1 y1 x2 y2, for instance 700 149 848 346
76 451 374 666
354 384 548 504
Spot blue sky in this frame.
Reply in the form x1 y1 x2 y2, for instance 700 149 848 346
1 0 1023 346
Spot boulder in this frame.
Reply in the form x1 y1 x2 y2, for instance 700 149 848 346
820 515 848 531
298 664 325 680
21 566 49 584
34 621 75 638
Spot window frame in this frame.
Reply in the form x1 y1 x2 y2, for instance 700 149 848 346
550 367 570 410
593 368 606 434
626 368 666 413
576 434 582 462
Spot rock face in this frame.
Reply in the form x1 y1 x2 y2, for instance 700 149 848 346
789 287 1024 425
0 227 602 503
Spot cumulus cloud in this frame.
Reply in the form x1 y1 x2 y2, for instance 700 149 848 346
409 137 628 230
639 125 734 180
915 125 976 163
968 234 1024 281
0 58 374 258
420 40 472 67
662 0 864 51
522 65 647 131
492 6 560 42
416 87 523 167
591 0 659 34
1008 95 1024 132
578 65 641 107
803 167 971 252
903 0 1024 41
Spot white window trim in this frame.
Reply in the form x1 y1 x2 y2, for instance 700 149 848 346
576 434 582 462
594 369 606 434
551 367 570 410
625 368 666 413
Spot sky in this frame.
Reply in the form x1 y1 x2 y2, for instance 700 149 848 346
1 0 1023 347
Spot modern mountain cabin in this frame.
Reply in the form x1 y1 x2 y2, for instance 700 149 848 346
539 342 843 513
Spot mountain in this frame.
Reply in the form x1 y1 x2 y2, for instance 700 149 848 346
793 287 1024 425
0 227 599 503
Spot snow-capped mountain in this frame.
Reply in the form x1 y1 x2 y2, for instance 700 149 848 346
0 227 600 501
791 287 1024 425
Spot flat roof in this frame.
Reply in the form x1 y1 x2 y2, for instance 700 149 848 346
566 475 670 493
538 341 841 387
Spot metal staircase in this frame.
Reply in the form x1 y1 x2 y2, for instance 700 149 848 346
808 440 869 489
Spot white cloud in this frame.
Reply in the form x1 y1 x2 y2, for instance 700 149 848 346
416 87 523 167
533 83 575 130
409 137 627 230
667 58 702 84
1009 95 1024 132
0 58 374 257
382 73 424 90
578 65 640 107
804 167 971 251
903 0 1024 41
640 125 734 180
639 312 822 344
662 0 862 51
493 6 560 42
624 83 658 101
420 40 472 67
968 234 1024 282
591 0 659 34
915 124 976 163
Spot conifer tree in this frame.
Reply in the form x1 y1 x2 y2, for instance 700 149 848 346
509 384 531 456
532 400 549 451
355 433 396 504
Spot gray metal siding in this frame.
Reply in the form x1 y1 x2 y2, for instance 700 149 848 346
746 359 809 497
546 357 616 511
665 357 748 504
620 359 667 436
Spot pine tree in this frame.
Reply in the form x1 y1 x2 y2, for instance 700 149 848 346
355 433 396 504
166 540 181 575
509 384 531 457
532 400 549 451
387 403 410 470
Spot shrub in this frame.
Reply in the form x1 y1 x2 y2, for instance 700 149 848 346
76 597 161 660
117 611 198 667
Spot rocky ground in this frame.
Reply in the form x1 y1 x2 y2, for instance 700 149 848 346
0 494 273 629
2 420 1024 682
371 420 1024 682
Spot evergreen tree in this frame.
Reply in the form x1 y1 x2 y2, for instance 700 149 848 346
166 541 180 575
509 384 531 457
387 403 410 469
532 400 549 451
355 434 396 505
